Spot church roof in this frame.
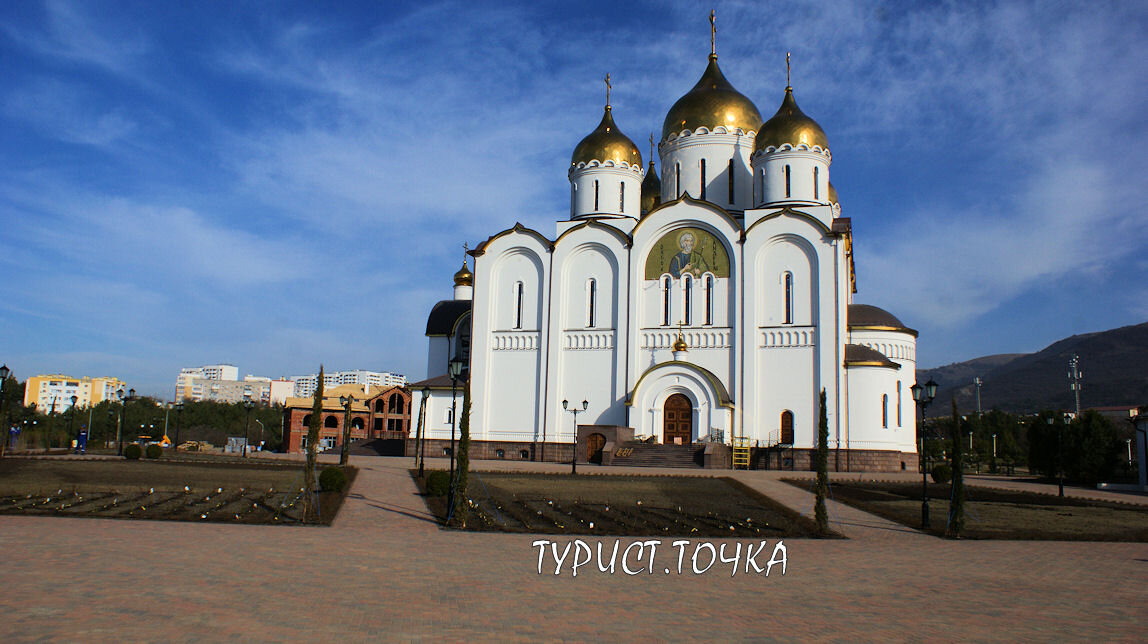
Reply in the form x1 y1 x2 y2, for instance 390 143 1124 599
640 161 661 215
662 55 762 139
844 344 901 369
409 373 468 391
425 300 471 337
848 304 918 336
571 106 642 168
755 86 829 153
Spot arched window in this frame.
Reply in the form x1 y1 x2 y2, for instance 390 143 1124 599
704 274 714 325
301 414 311 427
619 182 625 212
675 163 681 197
570 183 577 211
759 168 765 201
593 180 599 211
662 276 671 326
325 415 338 428
683 275 692 325
699 158 706 200
784 165 791 198
396 396 404 415
783 272 794 324
514 282 524 329
727 159 735 204
780 411 794 444
375 400 385 413
351 417 364 430
813 167 820 200
896 381 902 427
587 278 597 327
882 394 889 429
445 408 453 424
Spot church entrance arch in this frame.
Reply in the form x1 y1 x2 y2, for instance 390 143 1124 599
664 394 693 445
587 433 606 464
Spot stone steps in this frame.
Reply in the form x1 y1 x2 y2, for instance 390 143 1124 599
610 442 704 468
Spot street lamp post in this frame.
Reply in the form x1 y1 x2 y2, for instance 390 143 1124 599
243 398 255 458
174 402 184 449
255 419 264 451
68 395 78 448
417 386 430 478
1047 414 1069 497
116 388 129 456
562 399 588 475
338 394 355 466
447 357 465 511
1131 408 1148 490
0 364 9 459
910 378 938 530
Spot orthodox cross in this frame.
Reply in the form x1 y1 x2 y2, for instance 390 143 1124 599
710 9 716 56
649 132 655 164
604 73 612 107
786 51 791 87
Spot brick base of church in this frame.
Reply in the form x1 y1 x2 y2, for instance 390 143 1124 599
406 438 917 473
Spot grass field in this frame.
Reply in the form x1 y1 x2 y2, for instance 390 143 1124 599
789 479 1148 541
0 457 354 525
416 470 832 538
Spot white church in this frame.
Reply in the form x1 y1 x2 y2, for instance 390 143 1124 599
413 37 919 472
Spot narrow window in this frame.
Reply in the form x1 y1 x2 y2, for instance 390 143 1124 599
759 168 765 202
445 408 453 424
813 167 820 200
728 159 735 204
675 163 681 197
662 276 671 326
783 272 793 324
882 394 889 429
780 411 794 444
896 381 902 427
683 275 692 325
705 275 714 325
587 279 597 327
699 159 706 200
514 281 524 329
619 182 625 212
593 180 599 211
784 165 791 198
571 183 576 211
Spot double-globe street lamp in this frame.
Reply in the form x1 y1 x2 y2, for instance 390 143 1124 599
1046 413 1070 497
417 386 429 478
174 402 184 450
910 378 938 530
562 399 588 475
339 394 355 466
117 387 135 456
243 397 255 458
447 356 466 512
68 395 78 446
0 364 9 457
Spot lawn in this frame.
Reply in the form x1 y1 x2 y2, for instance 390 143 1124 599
790 479 1148 541
415 471 832 538
0 457 354 525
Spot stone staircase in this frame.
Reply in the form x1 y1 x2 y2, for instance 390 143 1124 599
609 442 704 468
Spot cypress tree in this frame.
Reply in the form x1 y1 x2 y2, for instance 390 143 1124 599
947 398 965 538
814 388 829 535
452 382 472 527
303 366 324 523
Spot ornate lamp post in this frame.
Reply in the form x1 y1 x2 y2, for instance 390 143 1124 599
910 378 938 530
116 387 132 456
1047 413 1070 497
417 386 430 477
562 399 588 475
339 394 355 466
243 397 255 458
68 395 78 446
0 364 9 458
447 356 465 511
174 402 184 449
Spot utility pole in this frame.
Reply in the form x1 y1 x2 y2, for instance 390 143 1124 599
973 377 983 417
1068 354 1083 417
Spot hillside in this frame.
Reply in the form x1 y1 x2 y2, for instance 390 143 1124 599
917 322 1148 414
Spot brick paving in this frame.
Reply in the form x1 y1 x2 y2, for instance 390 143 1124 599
1 453 1146 641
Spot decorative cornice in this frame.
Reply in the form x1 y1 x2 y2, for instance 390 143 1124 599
554 219 633 248
742 207 831 239
470 222 553 257
632 192 743 237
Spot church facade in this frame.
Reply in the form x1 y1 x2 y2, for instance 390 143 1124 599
416 44 919 472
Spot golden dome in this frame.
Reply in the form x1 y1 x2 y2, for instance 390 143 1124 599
672 332 688 353
755 87 829 153
571 106 642 168
828 181 838 204
640 161 661 214
453 261 473 287
662 55 763 140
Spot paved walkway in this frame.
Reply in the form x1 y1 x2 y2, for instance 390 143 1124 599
1 455 1146 641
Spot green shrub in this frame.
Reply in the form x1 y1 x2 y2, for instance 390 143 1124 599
931 464 952 484
319 466 347 493
145 444 163 459
426 470 450 497
124 444 143 460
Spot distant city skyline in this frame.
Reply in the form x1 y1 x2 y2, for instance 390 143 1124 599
2 1 1146 397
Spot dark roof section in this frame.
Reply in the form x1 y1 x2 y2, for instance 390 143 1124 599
848 304 918 336
844 343 900 369
409 373 468 390
425 300 471 336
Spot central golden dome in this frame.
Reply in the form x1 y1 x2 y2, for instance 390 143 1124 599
453 261 473 287
571 106 642 168
662 55 762 140
755 87 829 152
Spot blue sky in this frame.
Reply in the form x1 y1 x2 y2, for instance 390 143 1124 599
2 0 1146 398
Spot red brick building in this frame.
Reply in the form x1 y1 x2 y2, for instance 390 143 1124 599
282 384 411 454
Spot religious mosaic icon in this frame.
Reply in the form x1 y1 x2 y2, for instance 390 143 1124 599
644 227 730 279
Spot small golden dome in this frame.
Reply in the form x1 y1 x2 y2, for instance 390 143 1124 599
828 181 838 204
755 87 829 153
662 55 763 140
571 106 642 168
640 161 661 214
672 333 688 353
453 261 473 287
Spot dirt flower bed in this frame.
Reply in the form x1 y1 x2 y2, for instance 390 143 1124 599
0 458 355 525
414 470 832 538
786 479 1148 541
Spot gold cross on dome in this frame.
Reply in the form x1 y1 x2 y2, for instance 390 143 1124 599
710 9 716 56
786 51 791 87
604 73 612 107
649 132 655 162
